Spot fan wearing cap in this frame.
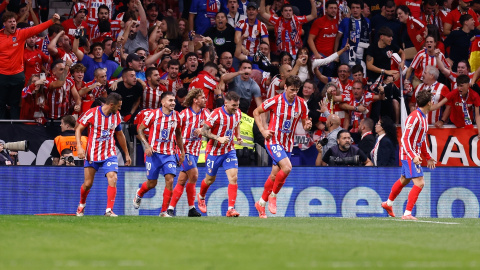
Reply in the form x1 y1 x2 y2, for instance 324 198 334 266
126 52 146 81
62 3 89 43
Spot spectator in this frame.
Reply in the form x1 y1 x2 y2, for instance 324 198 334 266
222 59 262 113
51 115 87 165
73 39 121 82
370 0 402 47
396 5 427 52
122 0 149 54
318 130 373 166
160 59 183 95
308 0 338 63
298 79 322 123
78 68 110 113
87 5 122 43
357 117 375 156
61 3 89 42
219 51 235 73
346 80 385 132
436 52 474 90
0 12 60 119
409 66 450 127
444 0 480 36
371 116 398 166
44 59 77 120
126 52 146 81
23 34 51 86
188 62 221 110
234 2 269 60
0 139 15 166
189 0 227 35
36 24 64 61
160 16 183 50
143 67 166 109
145 3 160 28
419 0 445 39
108 68 143 120
318 81 351 129
266 64 292 99
444 14 480 70
47 30 77 63
69 64 87 109
259 0 317 59
20 74 47 123
174 87 189 112
319 113 343 158
180 52 200 89
292 45 348 82
204 12 236 57
336 0 371 66
226 0 246 28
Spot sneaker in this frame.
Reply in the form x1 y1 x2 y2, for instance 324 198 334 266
76 204 85 217
197 194 207 213
159 211 171 217
226 208 240 217
133 189 142 209
381 202 395 217
188 207 202 217
401 214 418 220
166 209 175 217
104 210 118 217
268 195 277 214
255 201 267 219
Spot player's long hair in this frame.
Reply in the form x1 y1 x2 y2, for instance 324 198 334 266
183 88 204 108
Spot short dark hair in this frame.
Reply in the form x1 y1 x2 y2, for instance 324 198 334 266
362 118 374 131
90 42 104 51
239 59 252 68
185 52 197 60
123 10 137 22
161 91 175 100
204 62 219 71
105 92 122 105
416 90 433 107
98 4 110 13
168 59 180 68
122 67 135 76
396 5 411 16
216 11 227 18
61 148 73 156
383 0 395 9
285 75 302 89
349 0 364 8
456 74 471 86
377 26 394 38
325 0 338 9
145 67 158 78
281 4 293 12
225 91 240 101
337 129 350 140
51 59 65 71
61 115 76 128
176 88 188 98
351 64 363 74
48 24 64 37
146 3 158 11
460 14 473 27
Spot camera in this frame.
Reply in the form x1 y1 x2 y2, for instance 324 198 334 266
319 138 328 147
254 50 272 66
62 156 75 163
329 155 360 166
4 140 29 151
74 29 83 38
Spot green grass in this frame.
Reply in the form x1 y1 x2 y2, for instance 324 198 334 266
1 216 479 270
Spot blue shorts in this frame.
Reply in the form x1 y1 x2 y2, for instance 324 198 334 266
266 144 291 166
182 154 199 172
145 153 177 180
401 159 423 179
84 156 118 176
206 150 238 176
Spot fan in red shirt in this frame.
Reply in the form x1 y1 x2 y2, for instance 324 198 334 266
444 0 480 36
395 0 422 17
78 68 109 115
188 62 222 110
23 35 51 86
61 3 89 43
396 5 427 51
47 30 77 63
20 74 47 124
308 0 338 59
44 59 79 119
159 59 182 95
88 5 122 42
142 67 166 109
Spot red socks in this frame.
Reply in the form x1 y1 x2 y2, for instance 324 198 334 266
228 184 237 208
137 181 152 197
185 182 196 207
406 185 423 211
80 185 90 204
199 179 210 198
388 179 406 201
106 186 116 209
169 184 185 208
161 188 173 212
272 170 288 194
261 178 274 201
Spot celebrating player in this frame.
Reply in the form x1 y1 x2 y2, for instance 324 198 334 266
133 91 185 217
166 88 210 217
381 90 437 220
75 92 132 217
197 91 243 217
253 75 312 218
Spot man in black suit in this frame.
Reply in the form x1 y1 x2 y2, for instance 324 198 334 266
358 118 375 156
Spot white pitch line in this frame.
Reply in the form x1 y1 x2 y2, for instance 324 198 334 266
380 219 460 225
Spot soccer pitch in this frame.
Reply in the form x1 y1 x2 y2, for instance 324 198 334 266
1 216 479 270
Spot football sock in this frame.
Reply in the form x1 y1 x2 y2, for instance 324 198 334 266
228 184 238 209
161 188 173 212
272 170 287 194
259 198 266 207
137 181 151 197
185 182 196 207
387 179 407 205
106 186 116 210
261 178 274 202
80 185 90 204
405 185 422 213
169 183 185 208
199 179 210 198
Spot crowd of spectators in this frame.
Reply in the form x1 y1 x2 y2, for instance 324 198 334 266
1 0 480 166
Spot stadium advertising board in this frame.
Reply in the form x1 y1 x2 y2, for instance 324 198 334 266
1 167 479 218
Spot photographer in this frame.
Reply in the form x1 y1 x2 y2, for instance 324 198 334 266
317 130 373 166
57 149 76 166
0 140 16 166
51 115 87 165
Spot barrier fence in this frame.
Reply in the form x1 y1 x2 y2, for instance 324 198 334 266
1 166 479 218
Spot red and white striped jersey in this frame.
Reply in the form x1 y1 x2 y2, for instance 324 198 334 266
205 106 242 156
180 107 211 156
134 108 153 138
78 106 122 162
262 93 308 152
411 82 450 123
82 80 107 101
82 0 113 20
330 77 353 95
142 82 166 109
266 75 283 99
410 49 450 80
235 18 268 57
188 71 218 110
87 18 122 41
269 15 308 57
160 73 182 94
142 108 181 155
448 71 474 90
349 92 375 122
44 76 75 119
400 108 433 161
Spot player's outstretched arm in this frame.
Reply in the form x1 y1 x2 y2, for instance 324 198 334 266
115 130 131 166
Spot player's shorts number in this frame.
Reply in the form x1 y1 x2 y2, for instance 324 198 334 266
207 159 214 168
271 145 283 153
146 161 152 170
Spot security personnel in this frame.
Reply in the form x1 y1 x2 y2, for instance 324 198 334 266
51 115 87 165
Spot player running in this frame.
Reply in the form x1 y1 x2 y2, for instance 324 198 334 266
253 75 312 218
197 91 243 217
381 90 437 220
166 88 210 217
76 92 132 217
133 91 185 217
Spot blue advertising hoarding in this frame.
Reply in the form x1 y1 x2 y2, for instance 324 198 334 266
0 166 479 218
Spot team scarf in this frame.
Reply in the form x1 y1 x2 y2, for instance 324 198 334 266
348 16 369 46
350 96 366 133
460 91 473 128
206 0 219 24
370 133 385 166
